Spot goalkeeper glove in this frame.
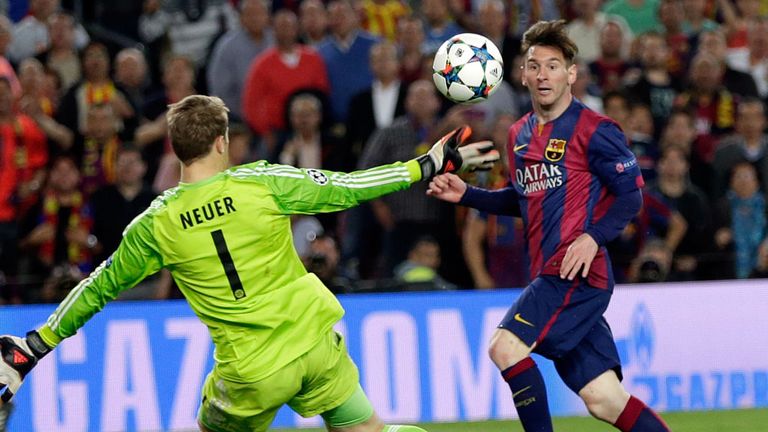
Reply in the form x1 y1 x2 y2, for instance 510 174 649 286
0 331 51 403
416 126 471 179
416 126 500 179
457 141 500 172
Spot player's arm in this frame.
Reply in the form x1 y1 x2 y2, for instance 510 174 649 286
428 173 521 216
583 121 644 247
0 212 163 403
561 122 644 280
261 127 499 214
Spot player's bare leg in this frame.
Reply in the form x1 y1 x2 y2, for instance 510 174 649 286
579 370 630 422
327 413 427 432
579 370 670 431
488 328 533 369
327 412 384 432
488 328 553 432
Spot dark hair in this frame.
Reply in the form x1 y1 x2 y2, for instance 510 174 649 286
166 95 229 165
521 20 578 64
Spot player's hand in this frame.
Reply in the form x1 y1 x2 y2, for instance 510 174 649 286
427 173 467 203
457 141 499 172
0 331 51 404
560 233 599 281
417 126 472 179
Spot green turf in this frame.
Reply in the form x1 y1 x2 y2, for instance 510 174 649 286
272 408 768 431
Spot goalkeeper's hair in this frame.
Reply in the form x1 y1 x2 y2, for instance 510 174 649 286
521 20 578 65
167 95 229 165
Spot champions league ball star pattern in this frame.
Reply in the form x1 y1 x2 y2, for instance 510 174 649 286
432 33 504 104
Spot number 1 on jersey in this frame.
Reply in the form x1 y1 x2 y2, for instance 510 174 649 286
210 229 246 300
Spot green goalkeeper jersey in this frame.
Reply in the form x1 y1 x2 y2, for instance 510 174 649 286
38 160 422 382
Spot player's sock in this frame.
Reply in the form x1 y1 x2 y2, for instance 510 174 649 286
383 426 427 431
613 395 670 432
501 357 553 432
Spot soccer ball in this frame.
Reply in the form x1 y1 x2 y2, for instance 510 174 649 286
432 33 504 104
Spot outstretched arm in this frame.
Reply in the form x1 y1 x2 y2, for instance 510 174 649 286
0 211 163 404
429 173 521 216
264 127 499 214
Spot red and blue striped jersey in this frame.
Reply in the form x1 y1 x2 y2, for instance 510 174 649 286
507 98 644 289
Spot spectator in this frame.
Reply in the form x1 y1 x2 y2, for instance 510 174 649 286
0 15 20 99
298 0 328 46
697 28 759 99
567 0 628 63
572 61 603 113
626 103 659 182
507 0 561 37
681 0 718 36
627 238 673 283
475 0 520 85
36 12 81 92
725 18 768 99
242 9 329 156
136 54 198 192
114 48 151 112
17 58 73 154
74 103 122 196
277 93 347 171
462 115 528 289
207 0 274 121
18 156 95 279
360 0 410 42
359 79 460 276
716 0 761 49
602 0 659 35
626 31 681 135
138 0 238 69
608 189 688 282
748 238 768 278
397 15 428 85
347 41 408 165
89 145 155 266
712 98 768 198
0 79 19 302
227 121 254 166
674 52 737 141
0 76 48 216
420 0 465 54
602 90 630 129
589 20 631 93
648 145 713 280
56 42 137 139
656 0 692 81
394 236 454 290
714 161 766 278
659 108 715 194
89 0 144 42
302 234 350 294
7 0 89 64
317 0 380 125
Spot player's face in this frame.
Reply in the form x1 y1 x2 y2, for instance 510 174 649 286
522 45 576 113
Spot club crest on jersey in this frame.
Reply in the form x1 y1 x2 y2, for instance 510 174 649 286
307 169 329 185
545 139 567 162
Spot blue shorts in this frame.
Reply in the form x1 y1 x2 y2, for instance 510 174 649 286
498 275 623 393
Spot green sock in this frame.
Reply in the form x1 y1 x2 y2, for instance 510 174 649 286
383 426 428 431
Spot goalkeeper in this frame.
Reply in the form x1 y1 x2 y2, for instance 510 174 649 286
0 95 498 432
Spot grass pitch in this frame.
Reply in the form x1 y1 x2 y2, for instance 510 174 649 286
273 408 768 431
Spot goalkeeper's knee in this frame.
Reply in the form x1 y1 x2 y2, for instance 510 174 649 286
384 426 428 431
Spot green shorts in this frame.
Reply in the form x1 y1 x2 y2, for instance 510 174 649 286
198 330 362 432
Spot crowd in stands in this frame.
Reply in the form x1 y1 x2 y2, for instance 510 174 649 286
2 0 768 303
